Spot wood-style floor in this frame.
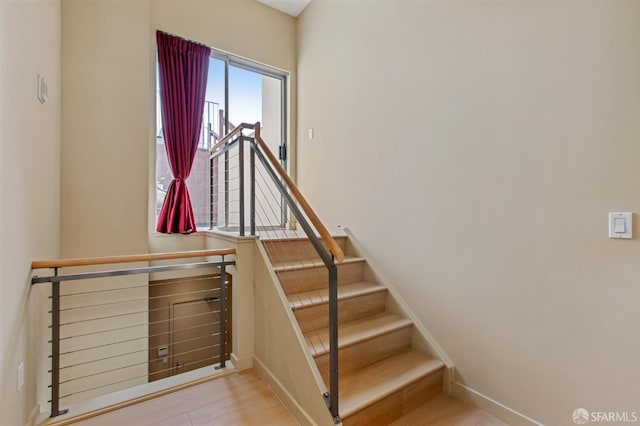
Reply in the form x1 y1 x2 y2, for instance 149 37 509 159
66 370 507 426
69 370 297 426
389 394 509 426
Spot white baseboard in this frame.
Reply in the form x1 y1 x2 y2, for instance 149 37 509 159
26 403 40 426
253 355 316 426
451 381 543 426
231 353 253 371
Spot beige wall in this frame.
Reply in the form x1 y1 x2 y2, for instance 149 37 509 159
0 1 61 425
61 0 150 258
297 1 640 424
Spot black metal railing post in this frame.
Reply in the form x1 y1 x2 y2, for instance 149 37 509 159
224 150 229 230
239 138 245 236
250 143 256 236
50 268 68 417
219 260 227 369
328 261 340 423
209 155 214 230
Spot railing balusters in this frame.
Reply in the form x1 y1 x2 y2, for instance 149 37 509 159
328 261 339 423
250 144 256 236
50 268 69 417
239 136 245 236
224 150 229 230
219 259 227 369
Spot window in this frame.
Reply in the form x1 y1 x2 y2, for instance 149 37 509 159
156 49 287 230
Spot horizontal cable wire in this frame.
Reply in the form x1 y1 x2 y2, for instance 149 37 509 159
56 276 226 298
56 353 226 400
55 329 223 371
56 307 226 341
56 333 221 385
58 290 225 326
57 342 223 385
56 320 222 356
52 265 229 299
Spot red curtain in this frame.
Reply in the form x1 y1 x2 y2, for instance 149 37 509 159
156 31 210 234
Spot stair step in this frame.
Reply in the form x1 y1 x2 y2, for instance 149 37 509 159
277 260 366 295
309 313 414 384
272 255 364 272
340 350 445 421
262 236 348 264
288 281 385 310
305 313 413 357
292 283 387 333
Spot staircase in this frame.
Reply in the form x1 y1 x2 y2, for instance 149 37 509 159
262 235 447 425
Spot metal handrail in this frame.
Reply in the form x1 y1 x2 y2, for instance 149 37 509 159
208 122 255 155
31 248 236 269
208 123 341 423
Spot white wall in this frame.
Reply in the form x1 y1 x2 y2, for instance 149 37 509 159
0 0 61 424
297 1 640 424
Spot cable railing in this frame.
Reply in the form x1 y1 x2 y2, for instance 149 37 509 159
31 249 235 418
209 122 343 423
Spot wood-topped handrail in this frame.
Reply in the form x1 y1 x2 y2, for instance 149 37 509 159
254 123 345 263
209 122 255 155
31 248 236 270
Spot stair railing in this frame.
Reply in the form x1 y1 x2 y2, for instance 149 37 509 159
209 122 343 423
31 249 235 418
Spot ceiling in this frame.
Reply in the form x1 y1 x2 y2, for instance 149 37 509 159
256 0 311 17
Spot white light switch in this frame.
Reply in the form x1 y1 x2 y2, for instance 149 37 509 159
37 75 48 104
609 212 632 239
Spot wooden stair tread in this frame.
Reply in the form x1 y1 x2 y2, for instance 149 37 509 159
305 313 413 357
340 350 445 419
272 255 364 272
287 281 385 310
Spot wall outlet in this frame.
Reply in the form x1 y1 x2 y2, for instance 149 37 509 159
18 362 24 390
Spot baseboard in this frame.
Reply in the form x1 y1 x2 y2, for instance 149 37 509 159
253 355 317 426
451 381 543 426
26 403 40 426
231 352 253 371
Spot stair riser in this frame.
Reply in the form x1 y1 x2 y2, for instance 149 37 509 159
293 292 386 333
277 261 365 295
341 369 444 426
315 326 413 385
263 238 348 264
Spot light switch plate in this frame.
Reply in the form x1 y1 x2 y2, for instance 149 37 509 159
37 75 48 104
18 362 24 390
609 212 632 239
